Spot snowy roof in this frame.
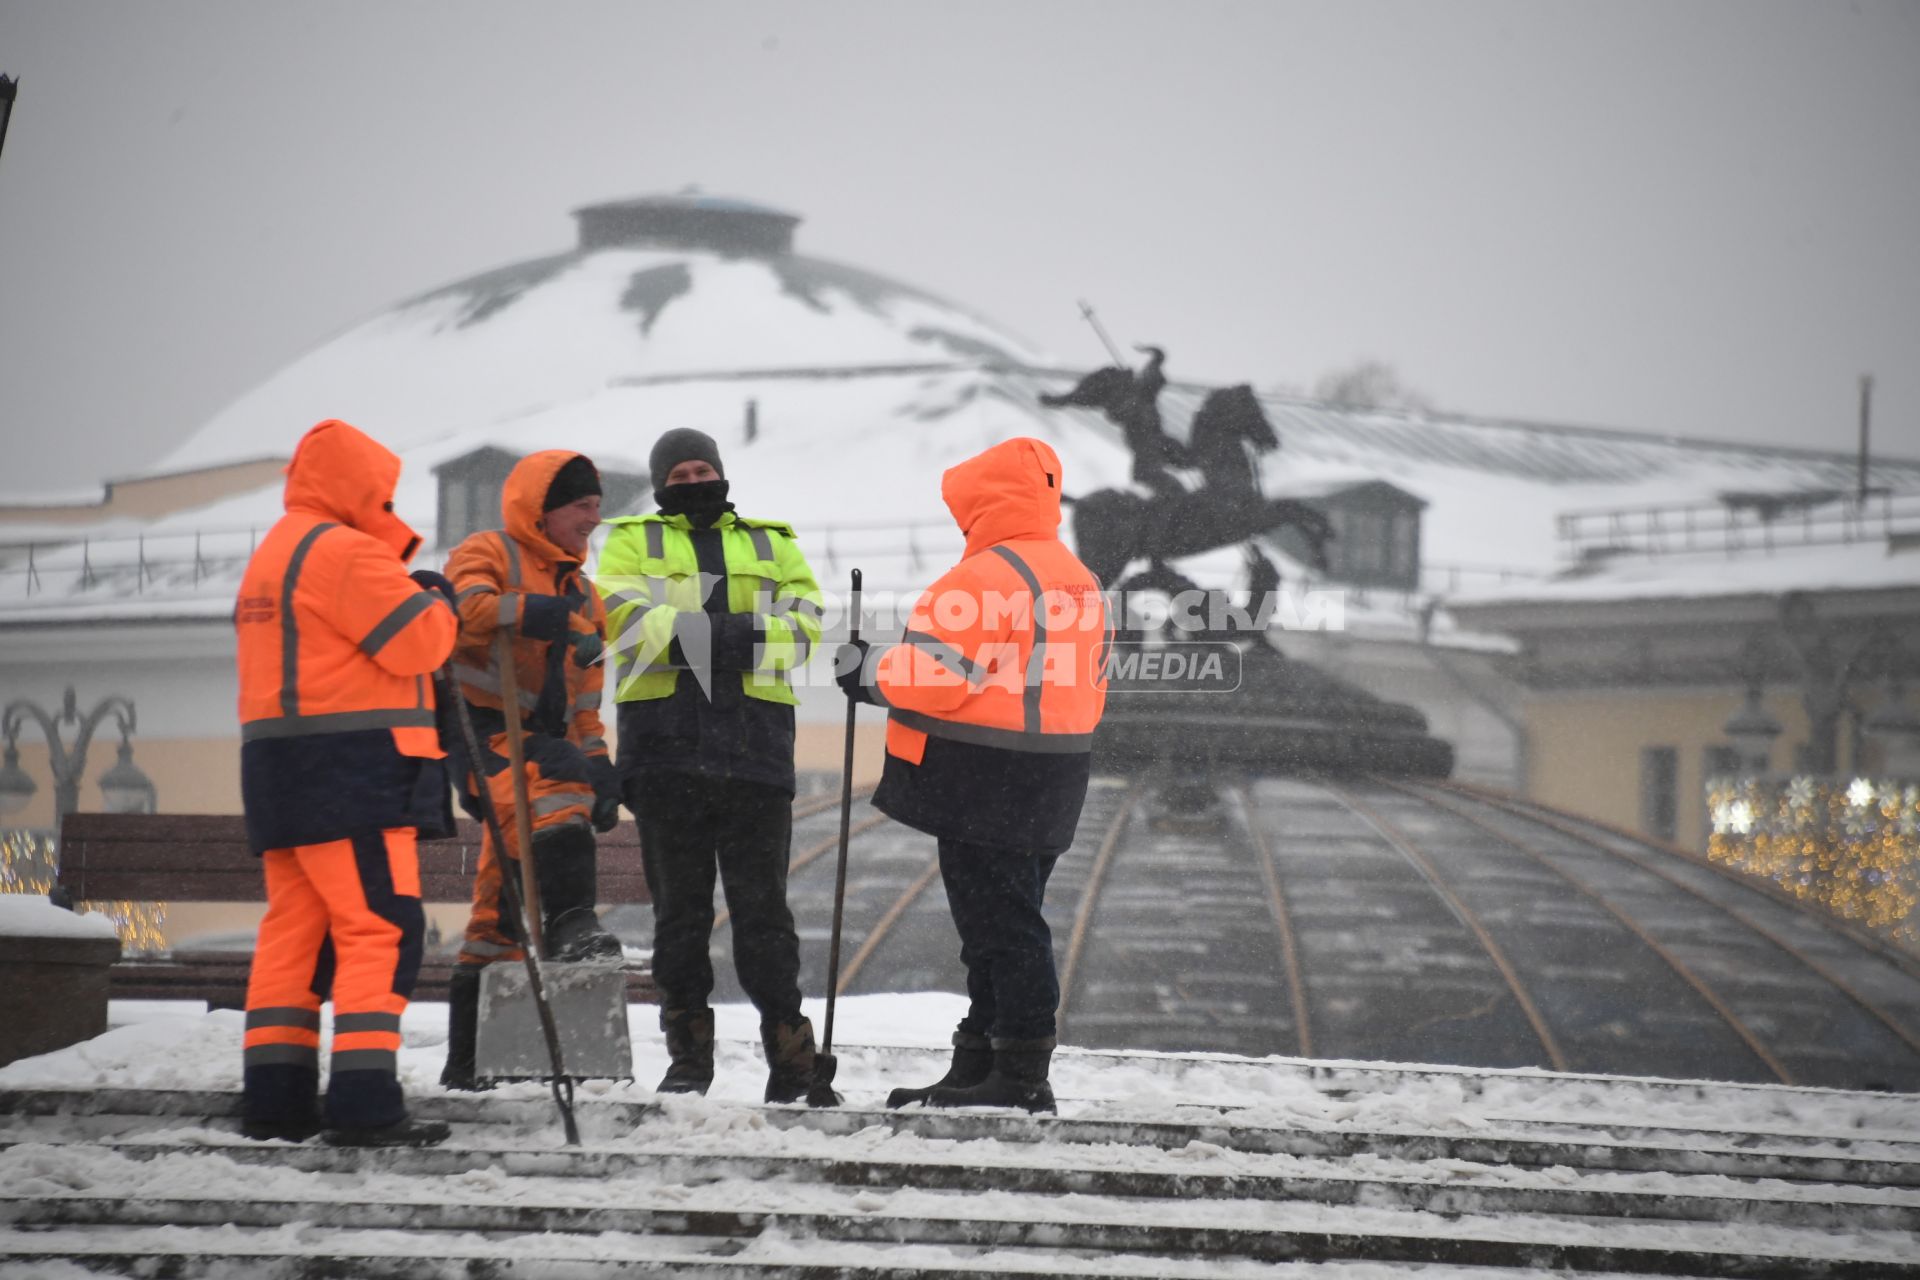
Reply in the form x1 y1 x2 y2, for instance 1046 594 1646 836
151 201 1050 476
7 194 1919 632
6 362 1918 638
1451 537 1920 610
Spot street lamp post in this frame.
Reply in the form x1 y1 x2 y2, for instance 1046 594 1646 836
1722 683 1783 775
0 687 157 819
0 75 17 165
1722 630 1784 775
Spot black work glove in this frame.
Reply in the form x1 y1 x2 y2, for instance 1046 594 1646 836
591 792 622 833
409 569 456 605
835 639 877 705
569 629 605 667
516 593 573 641
588 756 623 833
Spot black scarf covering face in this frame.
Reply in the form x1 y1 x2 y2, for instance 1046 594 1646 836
654 479 735 528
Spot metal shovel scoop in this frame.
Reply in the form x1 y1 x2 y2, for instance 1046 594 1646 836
467 632 632 1087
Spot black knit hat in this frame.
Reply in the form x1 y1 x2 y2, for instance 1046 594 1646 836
648 428 725 490
543 455 602 512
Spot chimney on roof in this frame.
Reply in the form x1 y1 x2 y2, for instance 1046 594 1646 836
1858 373 1874 502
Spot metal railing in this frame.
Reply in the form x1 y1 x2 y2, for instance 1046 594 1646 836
1557 489 1920 562
0 520 1538 614
0 526 265 598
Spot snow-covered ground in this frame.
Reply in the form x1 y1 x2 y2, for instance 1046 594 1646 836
5 992 1920 1276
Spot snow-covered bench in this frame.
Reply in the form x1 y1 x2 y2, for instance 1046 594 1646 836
53 812 655 1009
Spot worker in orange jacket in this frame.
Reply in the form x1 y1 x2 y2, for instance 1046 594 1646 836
837 437 1109 1113
438 450 624 1090
236 419 458 1148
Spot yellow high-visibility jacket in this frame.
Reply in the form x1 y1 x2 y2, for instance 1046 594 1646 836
596 511 823 706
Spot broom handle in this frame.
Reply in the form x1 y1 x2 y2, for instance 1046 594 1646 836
820 567 862 1055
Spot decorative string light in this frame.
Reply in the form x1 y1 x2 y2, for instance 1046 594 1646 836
1 827 167 955
1708 775 1920 944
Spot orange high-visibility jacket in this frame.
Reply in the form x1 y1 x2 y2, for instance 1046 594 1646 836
872 437 1108 764
444 450 609 756
235 420 458 852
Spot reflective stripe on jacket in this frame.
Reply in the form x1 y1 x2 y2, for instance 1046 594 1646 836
235 420 458 854
235 421 456 757
596 511 823 707
444 450 609 755
873 437 1108 766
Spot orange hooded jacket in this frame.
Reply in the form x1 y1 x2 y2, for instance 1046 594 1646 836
444 450 609 756
235 420 458 852
872 437 1108 765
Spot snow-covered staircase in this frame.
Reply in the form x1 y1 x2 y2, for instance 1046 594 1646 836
4 1048 1918 1278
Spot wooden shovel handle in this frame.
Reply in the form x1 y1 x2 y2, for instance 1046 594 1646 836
493 630 544 959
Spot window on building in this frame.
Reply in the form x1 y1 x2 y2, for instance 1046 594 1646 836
1640 746 1679 843
437 472 507 547
1318 489 1422 590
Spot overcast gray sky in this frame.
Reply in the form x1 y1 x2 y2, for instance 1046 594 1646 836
2 0 1917 492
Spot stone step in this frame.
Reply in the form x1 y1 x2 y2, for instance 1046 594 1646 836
0 1230 1721 1280
6 1082 1918 1277
6 1184 1915 1278
9 1086 1918 1187
7 1126 1917 1231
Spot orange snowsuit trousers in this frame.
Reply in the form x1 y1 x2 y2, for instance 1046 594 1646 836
242 829 425 1113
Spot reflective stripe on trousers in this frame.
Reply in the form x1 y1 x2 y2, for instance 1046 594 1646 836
242 829 424 1083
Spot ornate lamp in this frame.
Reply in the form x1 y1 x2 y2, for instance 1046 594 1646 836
0 743 35 817
97 738 157 814
1 688 154 818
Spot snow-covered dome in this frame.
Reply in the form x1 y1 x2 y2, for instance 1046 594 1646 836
155 190 1048 474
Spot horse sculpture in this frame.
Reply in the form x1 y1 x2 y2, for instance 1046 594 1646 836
1043 343 1452 781
1043 347 1331 592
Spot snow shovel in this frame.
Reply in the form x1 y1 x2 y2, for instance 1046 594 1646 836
811 567 863 1106
436 664 582 1145
467 636 632 1087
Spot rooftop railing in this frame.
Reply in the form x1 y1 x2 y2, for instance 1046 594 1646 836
0 519 1537 619
1557 489 1920 562
0 527 266 598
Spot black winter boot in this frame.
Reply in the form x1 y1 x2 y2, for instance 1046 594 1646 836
439 965 492 1092
533 825 622 962
925 1036 1056 1113
886 1029 993 1108
657 1007 715 1095
240 1116 321 1142
241 1062 320 1141
763 1018 838 1106
322 1116 452 1148
547 907 622 962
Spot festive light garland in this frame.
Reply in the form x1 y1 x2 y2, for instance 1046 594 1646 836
1 827 167 955
1707 775 1920 945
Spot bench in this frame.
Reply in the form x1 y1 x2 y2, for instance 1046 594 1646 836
54 812 656 1009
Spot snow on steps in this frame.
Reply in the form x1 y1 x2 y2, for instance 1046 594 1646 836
4 1074 1919 1278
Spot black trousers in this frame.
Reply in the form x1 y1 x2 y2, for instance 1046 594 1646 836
629 770 803 1028
938 837 1062 1042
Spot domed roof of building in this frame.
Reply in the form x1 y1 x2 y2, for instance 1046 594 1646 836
154 189 1048 476
705 774 1920 1091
